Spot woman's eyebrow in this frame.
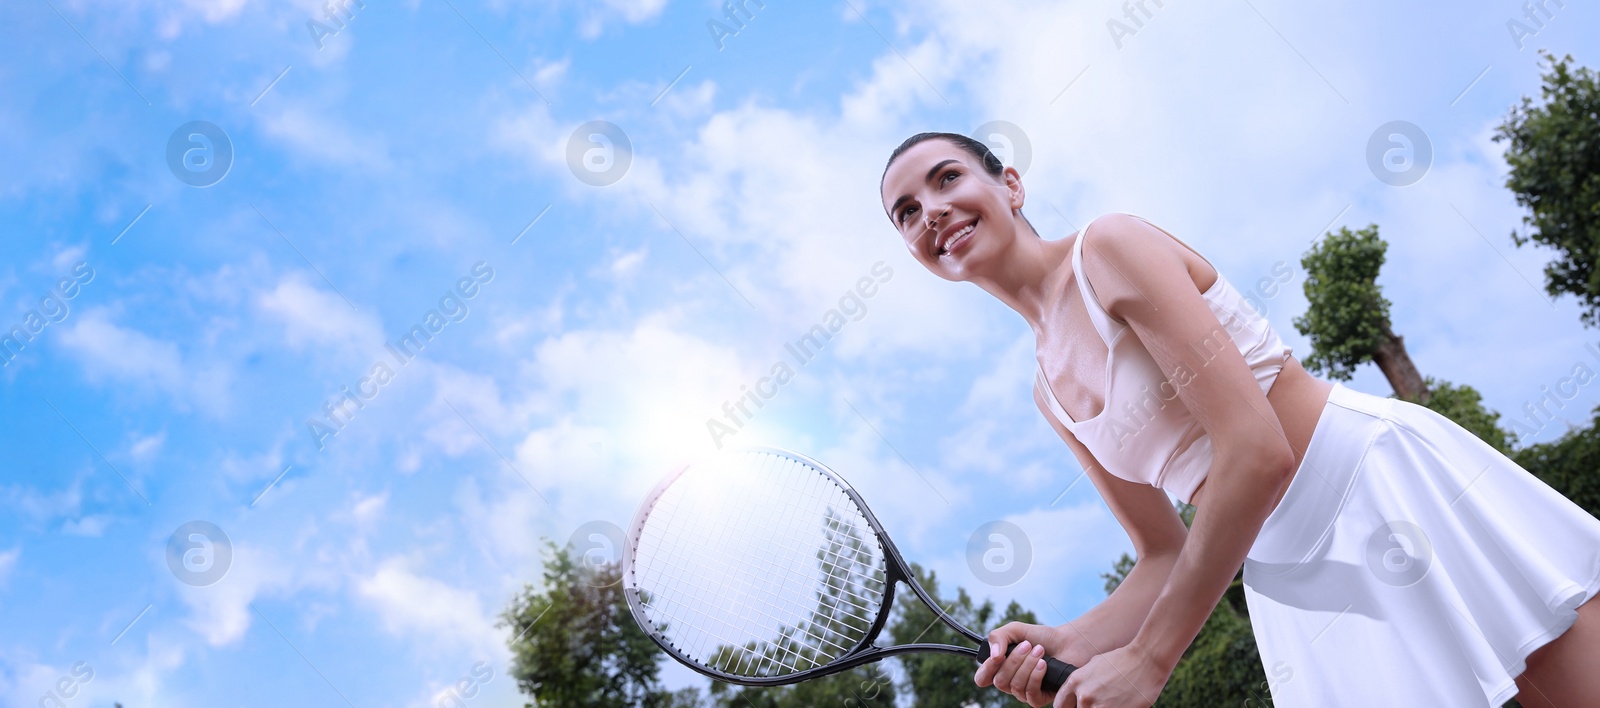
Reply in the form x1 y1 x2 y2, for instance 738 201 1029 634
889 158 961 216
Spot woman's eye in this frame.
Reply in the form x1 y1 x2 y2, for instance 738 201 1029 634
899 206 917 224
942 170 959 184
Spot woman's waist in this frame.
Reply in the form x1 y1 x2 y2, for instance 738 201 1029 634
1180 356 1327 508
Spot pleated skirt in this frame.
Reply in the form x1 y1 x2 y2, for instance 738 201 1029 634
1242 382 1600 707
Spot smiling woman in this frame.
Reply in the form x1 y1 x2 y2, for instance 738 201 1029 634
878 132 1600 708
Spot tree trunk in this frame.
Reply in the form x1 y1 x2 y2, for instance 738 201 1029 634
1372 321 1429 403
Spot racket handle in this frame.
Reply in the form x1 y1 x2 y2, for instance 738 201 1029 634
975 641 1077 693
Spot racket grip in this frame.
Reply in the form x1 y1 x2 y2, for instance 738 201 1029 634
975 641 1077 693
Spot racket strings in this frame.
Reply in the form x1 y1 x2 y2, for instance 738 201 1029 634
643 457 875 673
635 506 886 615
636 455 819 672
636 467 883 634
638 454 854 675
629 450 890 678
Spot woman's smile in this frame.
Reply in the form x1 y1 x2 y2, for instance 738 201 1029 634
938 216 979 257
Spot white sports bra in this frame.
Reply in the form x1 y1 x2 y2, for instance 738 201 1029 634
1035 214 1293 504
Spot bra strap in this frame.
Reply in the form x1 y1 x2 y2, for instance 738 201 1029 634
1073 219 1123 344
1035 364 1078 428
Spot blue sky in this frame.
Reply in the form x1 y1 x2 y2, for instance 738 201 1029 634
1 0 1597 705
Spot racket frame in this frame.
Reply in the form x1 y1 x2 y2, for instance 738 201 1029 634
623 446 985 687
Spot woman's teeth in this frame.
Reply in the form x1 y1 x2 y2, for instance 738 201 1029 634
941 221 976 255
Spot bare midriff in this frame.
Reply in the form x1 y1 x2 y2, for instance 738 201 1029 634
1185 354 1333 511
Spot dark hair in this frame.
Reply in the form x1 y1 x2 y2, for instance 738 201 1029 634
883 132 1006 183
880 131 1036 235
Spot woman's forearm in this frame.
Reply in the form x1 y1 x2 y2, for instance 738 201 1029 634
1058 551 1180 660
1128 453 1292 671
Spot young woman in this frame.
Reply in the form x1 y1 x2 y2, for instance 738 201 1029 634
878 132 1600 707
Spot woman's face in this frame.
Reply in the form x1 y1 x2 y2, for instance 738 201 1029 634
880 139 1024 282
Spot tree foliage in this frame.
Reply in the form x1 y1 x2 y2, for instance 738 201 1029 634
499 542 680 708
886 564 1035 707
1295 224 1431 400
1157 602 1270 708
1513 406 1600 521
701 509 897 708
1495 51 1600 327
1398 376 1516 455
1099 500 1268 706
1293 225 1395 381
706 666 896 707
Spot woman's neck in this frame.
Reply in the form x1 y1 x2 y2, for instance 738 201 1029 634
967 224 1075 331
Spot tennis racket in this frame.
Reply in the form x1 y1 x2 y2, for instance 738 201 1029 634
622 446 1077 691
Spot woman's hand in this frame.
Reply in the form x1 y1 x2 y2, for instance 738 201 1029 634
1053 643 1172 708
974 621 1088 707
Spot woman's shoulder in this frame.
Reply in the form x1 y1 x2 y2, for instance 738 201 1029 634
1079 212 1211 267
1079 212 1166 244
1076 212 1221 316
1075 212 1180 268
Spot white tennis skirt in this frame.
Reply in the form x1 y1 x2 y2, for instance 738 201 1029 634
1242 382 1600 707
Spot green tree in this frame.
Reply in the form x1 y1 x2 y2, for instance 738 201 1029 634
886 564 1034 707
1513 406 1600 520
1100 501 1267 706
1495 51 1600 327
706 666 895 707
1293 224 1519 453
1398 376 1516 455
1293 224 1429 402
500 541 693 707
1491 48 1600 526
1158 602 1269 708
699 504 898 707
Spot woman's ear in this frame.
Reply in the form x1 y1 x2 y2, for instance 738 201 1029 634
1003 166 1026 210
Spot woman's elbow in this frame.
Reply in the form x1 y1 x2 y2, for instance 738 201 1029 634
1221 437 1296 483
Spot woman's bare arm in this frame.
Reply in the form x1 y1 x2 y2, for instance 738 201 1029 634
1081 214 1296 675
1037 387 1187 660
978 389 1192 704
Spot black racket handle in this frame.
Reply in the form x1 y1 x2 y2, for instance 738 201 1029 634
975 641 1077 693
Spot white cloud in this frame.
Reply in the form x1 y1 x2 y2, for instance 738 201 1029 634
58 309 184 387
258 105 392 169
923 500 1130 621
180 0 250 23
357 558 505 657
657 78 717 118
62 515 112 537
177 542 331 646
534 57 571 89
0 639 188 708
0 547 18 585
256 275 383 358
130 431 166 462
56 309 232 415
50 246 87 273
2 478 86 529
608 247 647 280
352 491 387 524
575 0 669 38
447 316 805 575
